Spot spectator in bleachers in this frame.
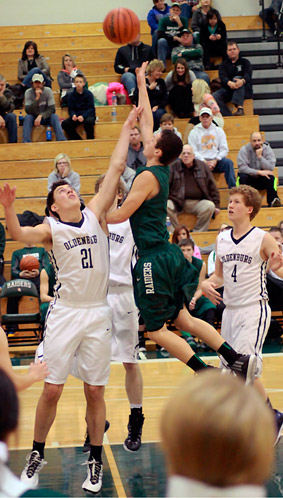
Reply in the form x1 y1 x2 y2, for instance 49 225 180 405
48 153 80 194
23 74 66 143
157 3 188 66
167 143 220 231
174 0 200 21
188 107 236 188
190 78 224 127
171 29 210 84
154 113 182 139
147 0 170 56
199 8 227 70
62 74 95 140
114 34 154 100
134 59 167 131
237 131 281 208
127 126 146 171
213 41 253 116
0 75 17 143
191 0 221 37
57 53 84 106
172 224 201 259
259 0 283 35
266 227 283 313
165 58 194 118
18 41 52 88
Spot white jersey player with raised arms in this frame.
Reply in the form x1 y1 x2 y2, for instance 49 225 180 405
202 185 283 444
0 105 142 495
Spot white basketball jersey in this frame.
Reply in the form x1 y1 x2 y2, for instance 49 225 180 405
108 219 136 286
217 227 268 307
47 207 109 305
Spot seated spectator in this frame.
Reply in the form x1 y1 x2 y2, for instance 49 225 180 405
179 238 216 326
48 153 80 194
127 126 146 171
157 3 188 66
0 75 17 143
138 59 167 131
237 131 281 208
259 0 283 34
57 53 84 106
174 0 200 20
266 227 283 312
190 78 224 127
114 34 154 100
23 73 66 143
171 29 210 84
154 113 182 139
213 41 253 116
188 107 236 188
172 224 201 259
200 8 227 70
62 74 95 140
147 0 170 56
167 144 220 231
165 58 195 118
40 260 56 326
191 0 221 36
161 371 274 498
18 41 51 88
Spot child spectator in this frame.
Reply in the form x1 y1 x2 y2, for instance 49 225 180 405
154 113 182 139
57 53 84 106
147 0 170 56
172 224 201 259
48 153 80 194
165 58 194 118
191 0 221 37
0 75 17 143
174 0 200 21
200 8 227 70
191 78 224 127
18 41 51 88
62 74 96 140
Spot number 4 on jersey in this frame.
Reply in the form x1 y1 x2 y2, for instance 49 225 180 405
231 264 237 282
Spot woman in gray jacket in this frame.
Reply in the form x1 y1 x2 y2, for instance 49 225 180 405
57 53 84 106
18 40 52 88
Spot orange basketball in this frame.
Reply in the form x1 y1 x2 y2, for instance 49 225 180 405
20 255 40 272
103 8 140 45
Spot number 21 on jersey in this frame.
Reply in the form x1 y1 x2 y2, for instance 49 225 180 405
81 248 93 269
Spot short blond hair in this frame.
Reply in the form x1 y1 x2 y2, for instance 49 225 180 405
161 370 274 487
54 153 72 175
147 59 164 75
192 78 211 104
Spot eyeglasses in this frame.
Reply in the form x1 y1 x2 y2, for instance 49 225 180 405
57 161 68 166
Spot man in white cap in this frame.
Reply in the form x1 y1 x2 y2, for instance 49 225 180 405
23 73 66 143
188 107 236 188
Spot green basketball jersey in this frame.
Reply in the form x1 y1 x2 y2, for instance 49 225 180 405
130 164 169 254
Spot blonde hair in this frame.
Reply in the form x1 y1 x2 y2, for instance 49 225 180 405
161 370 274 487
147 59 164 75
61 53 76 69
54 153 72 175
192 79 211 104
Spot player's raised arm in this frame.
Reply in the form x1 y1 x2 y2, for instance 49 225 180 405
88 105 142 219
0 183 51 246
136 62 154 146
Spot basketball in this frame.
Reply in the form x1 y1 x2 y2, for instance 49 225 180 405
103 8 140 45
20 255 40 272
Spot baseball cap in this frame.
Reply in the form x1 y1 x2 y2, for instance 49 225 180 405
171 2 181 8
199 107 213 116
180 28 192 35
32 73 44 83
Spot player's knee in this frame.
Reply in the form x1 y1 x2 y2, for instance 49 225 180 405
123 362 137 372
43 383 63 404
85 384 105 403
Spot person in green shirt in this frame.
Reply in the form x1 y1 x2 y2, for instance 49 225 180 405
157 2 188 65
106 61 257 384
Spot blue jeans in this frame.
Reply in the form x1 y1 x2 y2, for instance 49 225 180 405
214 158 236 189
23 114 66 142
213 85 246 116
4 113 17 142
192 70 210 85
157 38 171 66
121 72 137 95
22 67 52 88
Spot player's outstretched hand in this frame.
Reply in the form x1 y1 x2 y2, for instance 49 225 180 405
201 281 222 305
136 62 148 87
0 183 16 208
127 105 143 128
269 251 283 272
28 360 49 382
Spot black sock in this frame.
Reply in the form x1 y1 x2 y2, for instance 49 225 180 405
131 407 143 417
217 342 239 365
89 445 102 463
186 354 208 372
32 440 45 459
